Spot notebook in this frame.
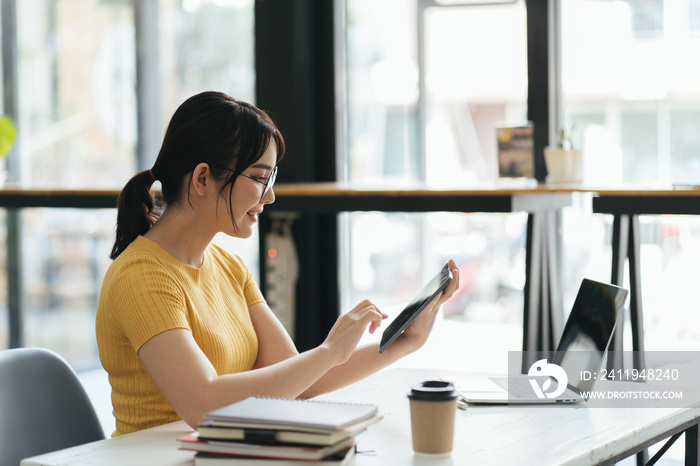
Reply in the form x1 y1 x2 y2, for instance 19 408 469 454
460 278 628 404
193 446 356 466
177 432 354 460
203 396 378 431
197 415 380 445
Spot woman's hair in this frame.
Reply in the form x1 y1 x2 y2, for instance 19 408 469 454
110 91 285 259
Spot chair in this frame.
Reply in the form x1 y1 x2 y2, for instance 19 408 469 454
0 347 105 466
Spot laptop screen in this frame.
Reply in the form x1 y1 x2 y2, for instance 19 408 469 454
553 279 628 393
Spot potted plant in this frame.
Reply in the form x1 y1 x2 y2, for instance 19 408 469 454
544 126 582 183
0 115 17 185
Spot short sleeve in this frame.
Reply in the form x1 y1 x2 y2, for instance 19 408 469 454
242 266 265 307
208 245 266 308
107 257 190 353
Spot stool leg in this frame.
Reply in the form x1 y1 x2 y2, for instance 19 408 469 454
523 213 542 372
544 210 563 349
608 214 629 371
627 214 645 370
686 423 699 466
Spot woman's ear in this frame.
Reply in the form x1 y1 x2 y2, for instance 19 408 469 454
190 163 211 197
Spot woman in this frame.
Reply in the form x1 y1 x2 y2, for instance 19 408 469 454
96 91 459 437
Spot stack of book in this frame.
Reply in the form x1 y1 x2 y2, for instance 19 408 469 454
177 396 381 465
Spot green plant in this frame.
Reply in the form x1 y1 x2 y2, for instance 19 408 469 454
556 124 575 151
0 115 17 157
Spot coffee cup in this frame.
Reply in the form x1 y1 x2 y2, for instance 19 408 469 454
407 380 458 456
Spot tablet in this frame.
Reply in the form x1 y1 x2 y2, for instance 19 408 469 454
378 263 453 353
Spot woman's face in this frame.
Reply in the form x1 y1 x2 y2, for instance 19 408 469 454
218 142 277 238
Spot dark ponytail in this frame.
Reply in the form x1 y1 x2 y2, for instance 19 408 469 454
109 91 285 259
110 170 159 259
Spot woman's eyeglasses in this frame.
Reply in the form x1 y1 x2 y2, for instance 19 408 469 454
235 166 278 201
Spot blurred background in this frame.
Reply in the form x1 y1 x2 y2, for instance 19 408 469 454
0 0 699 379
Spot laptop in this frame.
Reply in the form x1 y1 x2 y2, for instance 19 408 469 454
460 278 628 404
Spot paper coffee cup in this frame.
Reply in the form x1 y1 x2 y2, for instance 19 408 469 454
407 380 458 456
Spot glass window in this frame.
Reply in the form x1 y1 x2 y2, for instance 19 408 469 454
562 0 700 186
11 0 254 188
620 110 658 183
669 109 700 184
691 0 700 34
424 2 528 185
562 0 700 352
342 0 424 312
16 0 136 188
345 0 418 184
21 208 116 371
341 0 529 339
627 0 664 39
0 0 138 369
1 0 257 369
160 0 256 115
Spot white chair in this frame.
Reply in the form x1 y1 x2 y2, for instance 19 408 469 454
0 347 105 466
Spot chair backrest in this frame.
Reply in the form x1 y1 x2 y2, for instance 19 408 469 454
0 347 105 466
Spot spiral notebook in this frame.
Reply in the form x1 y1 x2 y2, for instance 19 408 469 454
203 396 379 431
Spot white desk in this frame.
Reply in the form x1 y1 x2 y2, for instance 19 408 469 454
21 368 700 465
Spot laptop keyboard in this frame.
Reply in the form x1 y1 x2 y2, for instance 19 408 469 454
491 376 582 401
491 376 543 399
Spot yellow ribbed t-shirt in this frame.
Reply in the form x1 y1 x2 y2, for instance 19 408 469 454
96 236 264 437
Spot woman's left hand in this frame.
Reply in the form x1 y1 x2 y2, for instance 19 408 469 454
399 259 460 352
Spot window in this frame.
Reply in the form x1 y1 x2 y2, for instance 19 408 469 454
691 0 700 34
561 0 700 352
627 0 664 39
16 0 136 188
0 0 256 369
341 0 700 359
562 0 700 186
160 0 256 119
340 0 529 336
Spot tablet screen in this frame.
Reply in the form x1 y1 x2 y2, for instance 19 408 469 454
378 263 453 353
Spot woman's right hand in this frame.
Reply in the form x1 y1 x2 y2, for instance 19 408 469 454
321 300 387 365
